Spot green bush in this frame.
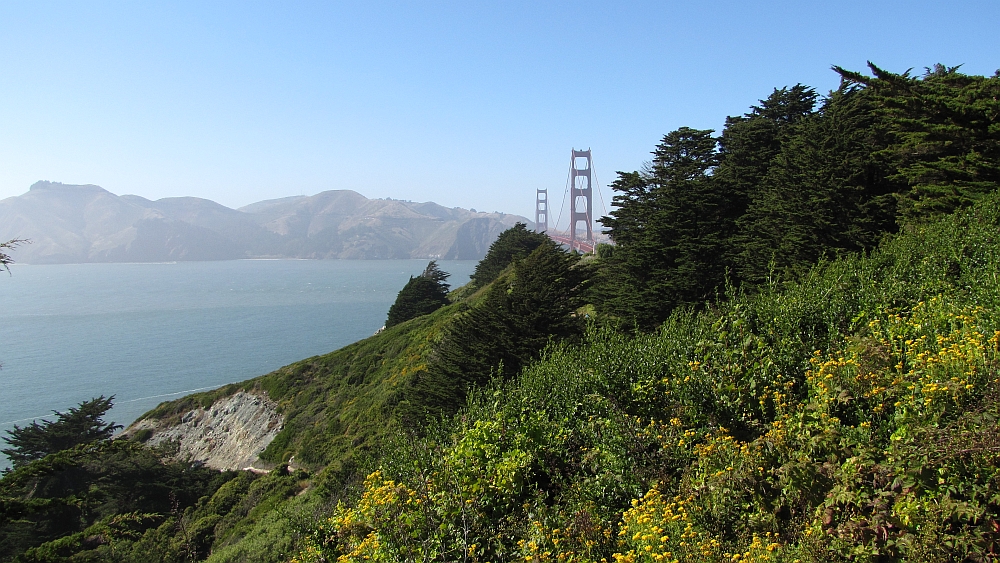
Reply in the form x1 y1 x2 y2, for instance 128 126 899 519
293 194 1000 563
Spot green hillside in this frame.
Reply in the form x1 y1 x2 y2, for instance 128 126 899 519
143 301 459 473
0 236 575 562
2 62 998 562
294 188 1000 563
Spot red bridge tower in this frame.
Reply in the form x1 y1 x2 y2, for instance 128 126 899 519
569 149 593 250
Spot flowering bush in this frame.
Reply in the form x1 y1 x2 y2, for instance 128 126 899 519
292 198 1000 562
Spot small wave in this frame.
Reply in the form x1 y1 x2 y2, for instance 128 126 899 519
119 386 224 404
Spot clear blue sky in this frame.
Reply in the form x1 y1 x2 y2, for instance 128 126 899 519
2 1 998 221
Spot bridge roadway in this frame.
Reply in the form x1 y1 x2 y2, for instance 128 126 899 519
546 233 596 254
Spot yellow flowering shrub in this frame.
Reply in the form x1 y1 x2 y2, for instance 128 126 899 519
292 290 999 563
806 297 995 435
613 488 723 563
515 510 613 563
792 297 1000 559
292 471 431 563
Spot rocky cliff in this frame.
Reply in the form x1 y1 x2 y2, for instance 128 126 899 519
125 390 283 471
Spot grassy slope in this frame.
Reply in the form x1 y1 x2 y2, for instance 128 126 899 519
138 196 1000 561
139 273 497 479
121 271 501 562
293 195 1000 562
254 303 458 469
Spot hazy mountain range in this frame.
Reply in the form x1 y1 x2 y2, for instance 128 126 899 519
0 182 531 264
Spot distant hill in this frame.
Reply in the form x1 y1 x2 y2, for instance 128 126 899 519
0 181 530 263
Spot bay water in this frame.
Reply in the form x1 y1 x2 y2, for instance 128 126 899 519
0 259 476 470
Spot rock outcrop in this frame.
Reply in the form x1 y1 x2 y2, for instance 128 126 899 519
126 390 282 471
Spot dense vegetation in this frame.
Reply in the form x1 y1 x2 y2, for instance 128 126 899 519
421 238 592 408
2 397 120 469
0 401 253 561
385 262 452 329
295 195 1000 562
469 223 549 288
1 62 998 561
600 63 1000 329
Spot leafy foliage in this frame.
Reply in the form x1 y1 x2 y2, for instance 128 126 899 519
2 396 121 469
734 83 899 286
470 222 549 288
715 84 819 249
294 193 1000 562
0 439 243 561
411 239 593 419
599 127 727 329
384 261 451 328
0 239 27 274
599 63 999 326
836 63 1000 221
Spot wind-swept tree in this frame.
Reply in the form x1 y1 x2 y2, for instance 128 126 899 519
385 261 451 328
714 85 819 270
403 240 591 419
835 62 1000 222
0 239 27 274
734 79 899 285
2 396 121 469
470 222 548 288
600 127 726 329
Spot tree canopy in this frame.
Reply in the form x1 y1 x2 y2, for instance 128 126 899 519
599 127 727 330
384 261 451 328
2 396 121 469
836 62 1000 221
0 239 27 274
598 63 1000 329
469 222 549 288
405 239 592 419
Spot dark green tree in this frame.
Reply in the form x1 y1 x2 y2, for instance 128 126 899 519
385 261 451 328
835 62 1000 222
2 396 121 469
470 222 549 288
599 127 726 329
0 438 245 560
734 81 899 285
405 240 591 418
714 85 819 262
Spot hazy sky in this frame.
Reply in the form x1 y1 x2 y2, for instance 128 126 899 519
2 1 998 221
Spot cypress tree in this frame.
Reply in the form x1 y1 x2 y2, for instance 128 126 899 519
599 127 726 329
385 261 451 328
2 396 121 469
714 85 819 280
835 63 1000 223
470 222 549 288
408 240 591 417
735 82 898 285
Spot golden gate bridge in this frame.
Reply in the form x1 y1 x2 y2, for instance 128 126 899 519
535 148 608 254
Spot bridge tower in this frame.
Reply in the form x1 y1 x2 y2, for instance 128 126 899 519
569 149 593 248
535 188 548 233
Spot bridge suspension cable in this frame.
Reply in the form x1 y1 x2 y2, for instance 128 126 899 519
541 148 598 254
549 156 573 236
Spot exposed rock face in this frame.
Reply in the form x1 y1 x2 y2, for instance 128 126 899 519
127 391 282 471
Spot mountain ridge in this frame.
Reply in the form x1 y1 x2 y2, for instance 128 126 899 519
0 181 530 263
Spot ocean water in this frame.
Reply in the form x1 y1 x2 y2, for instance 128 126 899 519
0 259 476 470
